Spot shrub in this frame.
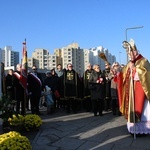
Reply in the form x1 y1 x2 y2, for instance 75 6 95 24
0 131 32 150
24 114 42 131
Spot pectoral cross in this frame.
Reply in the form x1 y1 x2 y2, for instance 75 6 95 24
67 72 74 80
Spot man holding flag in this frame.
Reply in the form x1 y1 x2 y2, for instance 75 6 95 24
13 40 27 115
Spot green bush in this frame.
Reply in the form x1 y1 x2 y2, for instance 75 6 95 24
0 131 32 150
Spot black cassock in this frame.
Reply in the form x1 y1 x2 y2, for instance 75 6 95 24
83 69 93 98
62 69 81 98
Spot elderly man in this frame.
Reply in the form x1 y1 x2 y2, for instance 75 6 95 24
116 39 150 136
12 64 25 114
60 63 81 113
82 63 93 112
27 65 44 115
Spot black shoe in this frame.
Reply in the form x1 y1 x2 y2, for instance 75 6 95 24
94 113 97 116
113 112 116 115
99 113 103 116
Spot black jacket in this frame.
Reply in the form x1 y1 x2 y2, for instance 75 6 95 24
88 70 106 100
12 71 24 100
27 73 43 97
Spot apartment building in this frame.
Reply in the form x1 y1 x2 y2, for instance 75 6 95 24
27 43 116 75
28 48 56 70
90 46 116 71
55 43 91 75
89 46 105 70
55 43 116 75
0 43 116 88
1 46 19 68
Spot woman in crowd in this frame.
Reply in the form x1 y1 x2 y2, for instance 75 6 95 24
89 64 105 116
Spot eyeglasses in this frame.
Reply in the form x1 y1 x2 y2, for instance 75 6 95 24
32 68 37 70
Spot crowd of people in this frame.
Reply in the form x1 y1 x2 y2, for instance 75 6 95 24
4 61 121 117
3 39 150 136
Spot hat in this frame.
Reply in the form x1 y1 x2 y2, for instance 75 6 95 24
122 39 137 52
129 39 137 51
45 71 51 74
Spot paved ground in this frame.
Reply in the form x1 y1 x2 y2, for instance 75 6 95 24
30 108 150 150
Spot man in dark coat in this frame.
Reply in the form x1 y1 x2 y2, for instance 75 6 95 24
12 64 25 115
5 69 14 100
82 63 93 112
27 65 44 115
89 64 106 116
103 63 111 111
60 63 81 113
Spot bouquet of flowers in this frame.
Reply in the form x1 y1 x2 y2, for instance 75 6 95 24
0 131 32 150
24 114 42 131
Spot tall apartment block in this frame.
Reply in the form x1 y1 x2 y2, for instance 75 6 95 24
1 46 19 68
0 43 116 76
28 48 56 70
54 43 116 75
54 43 93 75
89 46 116 71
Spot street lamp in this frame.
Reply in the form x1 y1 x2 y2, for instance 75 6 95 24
125 26 143 62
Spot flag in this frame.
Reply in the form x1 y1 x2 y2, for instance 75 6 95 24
20 39 27 89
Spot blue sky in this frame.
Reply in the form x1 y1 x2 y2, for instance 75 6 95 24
1 0 150 65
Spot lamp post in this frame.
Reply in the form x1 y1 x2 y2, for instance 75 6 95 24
125 26 143 62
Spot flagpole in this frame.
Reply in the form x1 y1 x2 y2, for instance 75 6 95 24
24 39 26 115
21 39 27 115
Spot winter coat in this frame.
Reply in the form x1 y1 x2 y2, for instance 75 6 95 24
88 70 106 100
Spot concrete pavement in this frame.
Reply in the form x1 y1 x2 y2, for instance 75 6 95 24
31 109 150 150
